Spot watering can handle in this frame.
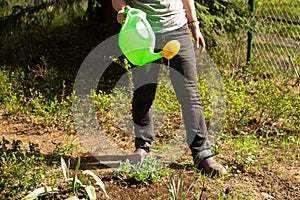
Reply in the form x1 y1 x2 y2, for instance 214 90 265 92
121 7 151 40
125 7 147 20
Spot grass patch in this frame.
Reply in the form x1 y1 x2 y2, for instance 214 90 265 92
0 64 73 127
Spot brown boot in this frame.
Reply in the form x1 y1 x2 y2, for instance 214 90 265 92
195 157 227 176
126 148 150 164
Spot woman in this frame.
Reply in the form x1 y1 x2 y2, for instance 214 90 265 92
112 0 226 176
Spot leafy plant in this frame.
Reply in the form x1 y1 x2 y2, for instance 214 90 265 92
61 156 109 198
94 91 112 115
22 187 58 200
23 156 109 199
222 67 300 135
230 134 261 172
0 63 73 128
112 156 170 185
61 156 83 191
0 138 46 199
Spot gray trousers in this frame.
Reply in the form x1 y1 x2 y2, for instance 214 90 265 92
132 24 212 160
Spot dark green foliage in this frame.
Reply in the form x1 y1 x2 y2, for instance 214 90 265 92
0 0 86 36
195 1 249 34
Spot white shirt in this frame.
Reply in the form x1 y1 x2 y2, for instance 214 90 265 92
130 0 188 33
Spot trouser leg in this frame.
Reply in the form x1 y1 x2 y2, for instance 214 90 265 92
163 25 212 159
131 63 160 152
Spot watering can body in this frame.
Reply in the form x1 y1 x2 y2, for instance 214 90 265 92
118 8 162 66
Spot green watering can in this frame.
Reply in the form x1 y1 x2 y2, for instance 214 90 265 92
118 7 180 66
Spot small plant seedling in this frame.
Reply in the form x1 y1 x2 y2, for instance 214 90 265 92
22 187 58 200
168 171 197 200
23 157 109 199
113 156 170 185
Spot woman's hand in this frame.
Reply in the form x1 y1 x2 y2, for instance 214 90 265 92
117 6 130 24
189 21 206 52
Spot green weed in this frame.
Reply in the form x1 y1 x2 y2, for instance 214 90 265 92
94 91 112 115
112 156 170 185
23 156 109 199
60 156 108 198
223 67 300 135
224 75 254 132
229 134 261 172
0 63 73 126
168 171 197 200
0 138 46 199
218 192 249 200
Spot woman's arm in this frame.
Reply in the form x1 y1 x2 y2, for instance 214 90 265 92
181 0 206 50
112 0 127 12
182 0 198 23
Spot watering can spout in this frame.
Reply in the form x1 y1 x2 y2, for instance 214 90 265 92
142 40 181 63
118 8 180 66
143 52 163 64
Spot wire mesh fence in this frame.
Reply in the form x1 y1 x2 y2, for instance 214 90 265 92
223 0 299 84
252 0 300 82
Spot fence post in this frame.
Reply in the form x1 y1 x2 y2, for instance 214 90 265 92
247 0 255 64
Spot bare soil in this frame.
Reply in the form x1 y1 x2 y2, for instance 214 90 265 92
1 114 299 200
